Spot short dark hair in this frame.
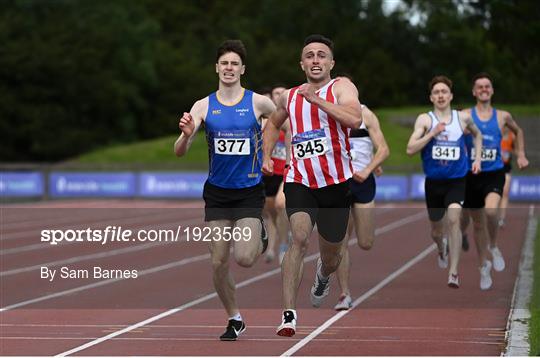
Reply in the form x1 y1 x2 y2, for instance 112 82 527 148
303 34 334 55
472 72 492 86
429 75 453 92
216 39 246 64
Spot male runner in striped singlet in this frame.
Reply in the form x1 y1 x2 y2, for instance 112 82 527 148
174 40 276 341
334 104 389 310
406 75 483 289
460 73 528 282
262 34 363 337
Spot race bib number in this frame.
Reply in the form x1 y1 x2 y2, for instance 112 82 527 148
471 148 497 162
213 130 250 155
292 129 329 160
271 142 287 160
432 145 460 161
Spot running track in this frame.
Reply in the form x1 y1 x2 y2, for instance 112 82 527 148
0 200 535 356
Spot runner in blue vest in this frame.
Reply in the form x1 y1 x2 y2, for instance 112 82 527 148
407 75 482 289
174 40 276 341
460 72 529 284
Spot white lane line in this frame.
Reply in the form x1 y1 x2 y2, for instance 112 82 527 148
53 211 425 357
281 242 436 357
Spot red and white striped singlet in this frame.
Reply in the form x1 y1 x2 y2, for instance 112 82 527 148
285 78 353 188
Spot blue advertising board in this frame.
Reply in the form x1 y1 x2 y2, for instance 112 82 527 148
49 172 136 197
139 172 206 198
0 172 44 197
374 175 409 201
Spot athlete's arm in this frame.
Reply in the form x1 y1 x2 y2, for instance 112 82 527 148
280 120 292 167
262 90 289 175
501 110 529 169
298 77 362 128
406 114 440 155
353 108 390 183
461 111 483 174
174 98 207 157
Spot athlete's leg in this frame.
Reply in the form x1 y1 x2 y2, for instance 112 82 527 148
446 204 463 276
209 219 238 317
352 201 375 250
263 196 278 262
485 193 503 246
336 215 353 297
233 217 265 267
274 182 290 260
282 212 313 309
469 209 490 265
498 173 512 227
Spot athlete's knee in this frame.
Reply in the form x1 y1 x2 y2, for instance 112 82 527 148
358 239 374 251
211 256 229 273
484 207 498 220
234 251 257 268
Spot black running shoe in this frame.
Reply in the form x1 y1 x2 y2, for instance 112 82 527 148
219 319 246 341
462 233 469 252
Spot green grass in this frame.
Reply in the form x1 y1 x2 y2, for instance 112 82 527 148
75 132 209 170
530 219 540 355
70 105 538 172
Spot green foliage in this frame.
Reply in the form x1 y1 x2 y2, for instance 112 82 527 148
1 0 539 161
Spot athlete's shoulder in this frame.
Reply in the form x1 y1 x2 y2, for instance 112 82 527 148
252 91 276 115
496 108 512 120
191 96 210 120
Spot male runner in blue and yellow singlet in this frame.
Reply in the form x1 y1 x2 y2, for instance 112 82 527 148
174 40 276 341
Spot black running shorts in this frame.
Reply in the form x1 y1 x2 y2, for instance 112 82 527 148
203 181 264 222
350 173 376 204
263 175 283 197
424 176 466 222
284 180 351 243
464 169 506 209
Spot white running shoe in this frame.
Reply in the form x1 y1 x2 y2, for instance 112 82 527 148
479 260 493 290
490 246 506 272
438 237 449 269
448 273 460 288
334 294 353 311
276 310 296 337
310 257 331 307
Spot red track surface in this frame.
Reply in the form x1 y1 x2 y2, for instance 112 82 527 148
0 200 534 356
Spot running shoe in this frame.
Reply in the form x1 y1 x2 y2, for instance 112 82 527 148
480 260 493 290
334 293 352 311
276 310 296 337
310 257 331 307
490 246 506 272
438 237 449 269
498 219 505 228
448 273 460 288
219 319 246 341
462 233 469 252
